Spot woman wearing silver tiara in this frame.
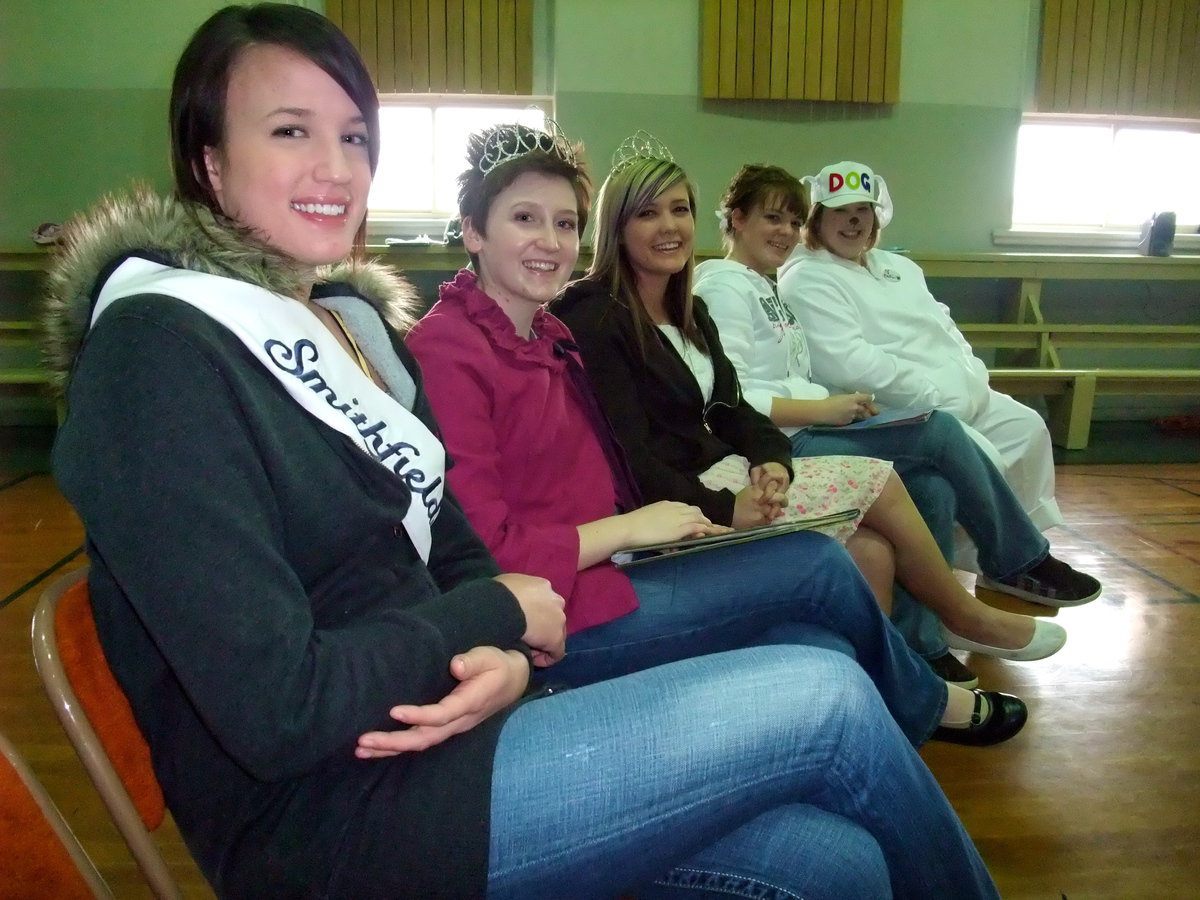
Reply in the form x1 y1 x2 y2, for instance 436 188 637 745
553 134 1070 680
694 164 1101 686
406 121 1014 897
40 5 1001 897
408 122 1031 725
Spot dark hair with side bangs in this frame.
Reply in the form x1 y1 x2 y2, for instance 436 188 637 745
170 3 380 215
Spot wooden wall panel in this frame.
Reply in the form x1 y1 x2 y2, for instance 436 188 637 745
769 0 791 99
328 0 534 95
701 0 903 102
1038 0 1200 117
804 0 824 99
736 0 756 98
786 0 807 98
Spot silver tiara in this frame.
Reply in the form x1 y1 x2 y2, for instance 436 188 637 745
610 130 675 174
478 117 577 176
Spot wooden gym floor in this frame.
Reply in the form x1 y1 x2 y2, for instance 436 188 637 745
2 433 1198 898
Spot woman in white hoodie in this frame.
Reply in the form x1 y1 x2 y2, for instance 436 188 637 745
696 165 1101 684
777 161 1066 534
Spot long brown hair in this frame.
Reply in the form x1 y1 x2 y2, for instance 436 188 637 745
586 156 706 356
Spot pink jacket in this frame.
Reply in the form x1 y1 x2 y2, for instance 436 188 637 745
406 270 639 633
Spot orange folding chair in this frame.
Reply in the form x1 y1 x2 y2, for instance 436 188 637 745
0 726 113 899
32 565 184 900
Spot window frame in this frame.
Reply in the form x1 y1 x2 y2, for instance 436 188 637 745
366 93 555 245
996 112 1200 252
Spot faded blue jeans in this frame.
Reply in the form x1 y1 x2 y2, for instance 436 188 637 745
488 646 999 900
791 409 1050 658
549 529 945 745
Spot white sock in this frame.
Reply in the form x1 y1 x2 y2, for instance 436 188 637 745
941 685 991 728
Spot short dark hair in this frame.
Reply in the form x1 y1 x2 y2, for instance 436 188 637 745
457 124 590 270
169 3 380 214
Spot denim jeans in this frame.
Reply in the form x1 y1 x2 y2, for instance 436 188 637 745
488 645 998 900
791 409 1050 657
887 469 959 658
549 530 945 747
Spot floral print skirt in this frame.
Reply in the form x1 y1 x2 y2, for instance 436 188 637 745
699 454 892 543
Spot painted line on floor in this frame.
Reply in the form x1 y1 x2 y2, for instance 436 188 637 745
0 472 37 492
0 546 84 612
1056 521 1199 605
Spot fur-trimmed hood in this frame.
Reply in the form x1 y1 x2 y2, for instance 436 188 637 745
42 186 420 396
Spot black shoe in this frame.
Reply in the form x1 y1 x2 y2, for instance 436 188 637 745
927 651 979 689
932 690 1028 746
978 555 1102 608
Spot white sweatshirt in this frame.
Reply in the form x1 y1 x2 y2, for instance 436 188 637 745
776 246 990 421
693 259 828 436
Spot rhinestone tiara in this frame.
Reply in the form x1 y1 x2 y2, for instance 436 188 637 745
610 130 675 174
478 117 577 176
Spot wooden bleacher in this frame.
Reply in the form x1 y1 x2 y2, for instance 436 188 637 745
933 254 1200 449
956 323 1200 448
0 320 50 393
4 248 1199 447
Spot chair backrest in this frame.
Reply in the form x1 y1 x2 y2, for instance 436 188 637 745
0 727 113 899
32 566 183 900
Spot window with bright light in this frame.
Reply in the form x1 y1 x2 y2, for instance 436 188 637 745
1012 117 1200 230
368 97 551 239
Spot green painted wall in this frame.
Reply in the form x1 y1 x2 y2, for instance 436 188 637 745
0 0 320 248
1 0 1038 250
552 0 1038 252
557 91 1021 253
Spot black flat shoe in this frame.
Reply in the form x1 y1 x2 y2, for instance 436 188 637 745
932 690 1028 746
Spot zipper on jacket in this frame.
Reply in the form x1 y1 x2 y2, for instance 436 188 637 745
702 399 735 433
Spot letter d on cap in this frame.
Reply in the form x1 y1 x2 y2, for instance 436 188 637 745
829 172 844 192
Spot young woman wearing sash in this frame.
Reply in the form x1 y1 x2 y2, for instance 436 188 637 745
45 6 1001 897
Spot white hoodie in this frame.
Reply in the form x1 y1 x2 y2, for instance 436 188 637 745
694 259 828 436
776 246 990 421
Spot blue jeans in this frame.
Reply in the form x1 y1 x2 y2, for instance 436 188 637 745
488 646 998 900
791 410 1050 657
888 469 959 658
549 530 945 747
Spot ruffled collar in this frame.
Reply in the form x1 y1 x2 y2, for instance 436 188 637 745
437 269 575 368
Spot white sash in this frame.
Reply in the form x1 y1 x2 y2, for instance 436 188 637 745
92 256 444 561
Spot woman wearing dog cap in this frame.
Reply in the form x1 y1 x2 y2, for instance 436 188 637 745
777 160 1100 608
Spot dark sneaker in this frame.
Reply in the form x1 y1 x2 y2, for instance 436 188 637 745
927 651 979 689
978 555 1102 608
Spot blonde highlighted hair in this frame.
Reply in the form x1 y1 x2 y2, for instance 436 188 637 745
586 155 706 355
